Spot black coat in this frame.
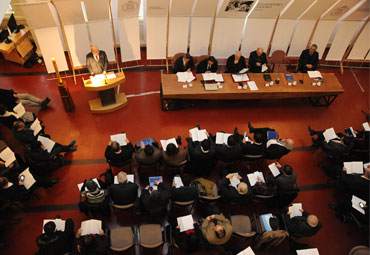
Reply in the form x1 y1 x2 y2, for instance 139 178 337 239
171 186 198 202
219 177 251 203
0 88 17 110
226 55 246 73
173 56 195 74
265 144 290 160
12 127 36 144
109 182 138 205
241 142 266 156
196 58 218 73
286 211 321 237
248 51 267 73
105 143 134 167
298 49 319 73
216 144 242 162
140 183 170 216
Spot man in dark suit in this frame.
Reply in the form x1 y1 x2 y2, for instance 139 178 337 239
285 210 321 237
86 45 109 75
196 56 218 73
162 143 188 166
36 218 75 255
105 139 134 167
241 132 266 156
140 181 170 217
298 44 319 73
135 144 161 165
226 51 246 73
267 163 297 190
248 48 268 73
219 172 251 203
0 88 50 110
215 132 242 162
173 53 195 74
265 138 294 160
109 171 138 206
171 173 198 202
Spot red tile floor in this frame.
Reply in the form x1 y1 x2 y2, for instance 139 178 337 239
0 63 369 255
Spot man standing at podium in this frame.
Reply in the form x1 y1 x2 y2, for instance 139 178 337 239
86 45 108 75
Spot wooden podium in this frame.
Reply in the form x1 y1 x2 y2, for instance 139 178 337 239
0 27 34 65
83 71 128 114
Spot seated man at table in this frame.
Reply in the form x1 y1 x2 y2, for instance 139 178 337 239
173 53 195 74
86 45 108 75
298 44 319 73
105 140 134 167
226 51 246 73
196 56 218 73
248 48 268 73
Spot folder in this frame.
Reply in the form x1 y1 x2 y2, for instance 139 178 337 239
307 71 322 79
0 147 16 167
149 176 162 188
343 161 363 174
362 122 370 131
288 203 303 218
20 167 36 190
177 72 195 82
229 173 240 188
110 133 127 146
351 195 366 215
247 171 265 186
344 127 356 137
267 131 278 140
237 246 255 255
80 219 102 236
173 176 184 188
215 132 232 145
323 128 338 143
232 74 249 82
30 118 42 136
37 136 56 153
13 103 26 119
268 163 280 177
189 127 208 142
247 81 258 91
177 215 194 232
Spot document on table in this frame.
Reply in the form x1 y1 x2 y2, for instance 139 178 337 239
177 72 195 82
239 68 249 74
114 174 134 184
160 138 178 151
352 195 366 215
177 215 194 232
110 133 127 146
106 73 116 79
0 147 16 167
307 71 322 79
232 74 249 82
323 128 338 143
247 81 258 91
215 132 232 145
261 65 268 73
90 74 105 86
81 219 102 236
296 248 320 255
77 178 100 191
237 246 255 255
344 161 364 174
37 136 56 153
20 168 36 190
174 176 184 188
43 219 65 233
362 122 370 131
13 103 26 119
288 203 303 218
247 171 265 186
229 173 240 188
202 73 224 82
30 118 42 136
268 163 280 177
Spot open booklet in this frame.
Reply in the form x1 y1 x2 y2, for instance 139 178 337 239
288 203 303 218
247 81 258 91
77 178 100 191
110 133 127 146
232 74 249 82
173 176 184 188
20 168 36 190
268 163 280 177
177 215 194 232
37 136 56 153
160 138 178 151
30 118 42 136
42 219 65 233
81 219 102 236
189 127 208 142
215 132 232 145
114 174 134 184
363 122 370 131
307 71 322 79
202 73 224 82
351 195 366 215
323 127 338 143
177 72 195 83
229 173 240 188
237 246 255 255
344 127 356 137
0 147 16 167
344 161 364 174
296 248 320 255
247 171 265 186
13 103 26 119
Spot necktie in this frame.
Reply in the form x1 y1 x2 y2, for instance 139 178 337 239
207 64 210 71
95 55 99 62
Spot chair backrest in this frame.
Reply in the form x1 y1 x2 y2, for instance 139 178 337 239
172 52 186 69
270 50 287 65
173 200 195 206
349 246 370 255
112 203 134 210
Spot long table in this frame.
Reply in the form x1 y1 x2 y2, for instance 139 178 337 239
160 73 344 110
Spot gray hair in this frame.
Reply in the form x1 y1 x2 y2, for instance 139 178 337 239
117 171 127 184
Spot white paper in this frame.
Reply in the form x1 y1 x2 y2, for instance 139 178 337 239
20 168 36 190
77 178 100 191
190 127 208 142
238 68 249 74
363 122 370 131
288 203 303 218
110 133 127 146
232 74 249 82
90 74 106 86
296 248 320 255
237 246 255 255
363 162 370 170
351 195 366 215
323 128 338 143
37 136 56 153
344 161 364 174
81 219 102 236
177 72 195 82
13 103 26 119
229 173 240 188
215 132 232 145
160 138 178 151
106 73 116 79
307 71 322 79
261 65 268 73
202 73 224 82
247 81 258 91
177 215 194 232
268 163 281 177
30 118 42 136
247 171 265 186
0 147 16 167
42 219 65 233
114 174 134 184
174 176 184 188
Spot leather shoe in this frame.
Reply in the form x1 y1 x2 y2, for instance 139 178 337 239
328 203 337 210
248 122 254 132
308 125 314 136
69 140 76 146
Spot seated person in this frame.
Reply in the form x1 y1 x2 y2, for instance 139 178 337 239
135 144 161 165
219 171 251 203
173 53 195 74
172 218 202 253
76 227 110 255
267 163 297 191
298 44 319 73
171 173 198 202
215 133 242 162
108 171 138 206
139 180 170 217
196 56 218 73
226 51 246 73
247 122 276 143
241 132 266 156
162 143 188 166
36 218 75 255
0 88 50 111
0 104 20 129
12 120 48 144
201 208 232 245
338 164 370 197
253 176 277 196
80 179 108 204
284 209 321 237
248 48 268 73
105 139 134 167
265 138 294 160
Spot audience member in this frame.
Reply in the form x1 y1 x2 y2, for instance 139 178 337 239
248 121 276 143
285 210 321 237
80 179 108 204
265 138 294 160
219 171 251 203
201 206 232 245
173 221 202 253
0 88 50 110
196 56 218 73
162 143 188 166
253 176 277 196
135 144 161 165
226 51 246 73
241 132 266 156
215 133 242 162
267 163 297 191
171 173 198 202
76 228 111 255
105 139 134 167
109 171 138 206
298 44 319 73
140 180 170 217
248 48 268 73
173 53 195 74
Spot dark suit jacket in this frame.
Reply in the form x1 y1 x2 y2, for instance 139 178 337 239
162 147 188 166
0 115 17 129
248 51 267 73
299 49 318 73
216 144 242 162
187 138 216 165
268 172 297 191
265 143 290 159
173 56 195 74
135 146 161 165
109 182 138 205
196 58 218 73
105 143 134 166
219 177 251 203
0 88 17 110
86 51 108 75
171 186 198 202
12 127 35 144
226 54 246 73
340 172 369 196
286 211 321 237
241 142 266 156
140 183 170 215
0 180 27 201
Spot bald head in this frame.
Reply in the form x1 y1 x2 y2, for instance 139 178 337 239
257 48 264 56
286 139 294 150
91 45 99 56
237 182 248 195
307 215 319 227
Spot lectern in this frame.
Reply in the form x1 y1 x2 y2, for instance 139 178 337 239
83 71 128 114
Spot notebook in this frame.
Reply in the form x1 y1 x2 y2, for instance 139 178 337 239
80 220 102 236
263 74 272 81
267 131 278 140
285 74 294 81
